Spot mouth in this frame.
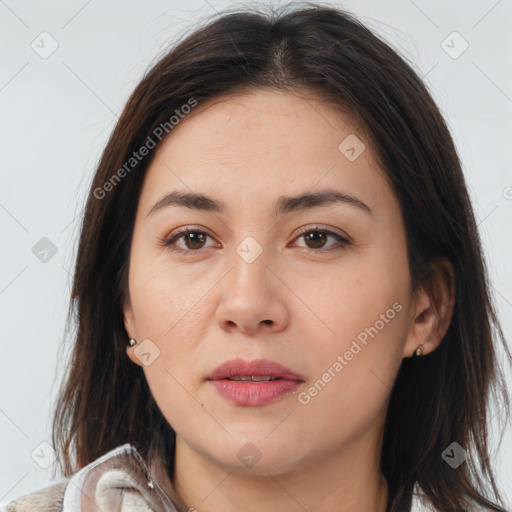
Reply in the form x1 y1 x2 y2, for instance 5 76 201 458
207 358 305 406
224 375 282 382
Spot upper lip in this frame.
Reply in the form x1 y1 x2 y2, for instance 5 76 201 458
207 358 305 381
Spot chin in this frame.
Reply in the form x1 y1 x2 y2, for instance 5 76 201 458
201 434 310 476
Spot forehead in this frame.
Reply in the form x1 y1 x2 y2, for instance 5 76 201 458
163 88 364 156
138 89 393 217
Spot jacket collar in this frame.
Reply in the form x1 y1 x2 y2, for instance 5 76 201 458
61 443 180 511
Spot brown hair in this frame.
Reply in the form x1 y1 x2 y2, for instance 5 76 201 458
51 3 511 511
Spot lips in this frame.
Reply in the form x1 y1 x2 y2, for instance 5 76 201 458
207 358 304 406
207 358 305 382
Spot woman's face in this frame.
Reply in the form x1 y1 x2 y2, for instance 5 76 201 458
123 89 425 475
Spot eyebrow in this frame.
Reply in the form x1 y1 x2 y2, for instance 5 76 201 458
146 188 373 218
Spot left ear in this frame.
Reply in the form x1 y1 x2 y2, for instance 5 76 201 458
403 257 456 358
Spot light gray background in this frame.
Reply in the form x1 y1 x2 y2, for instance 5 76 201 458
1 0 511 507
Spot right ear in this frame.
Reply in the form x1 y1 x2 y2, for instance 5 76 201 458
123 298 142 367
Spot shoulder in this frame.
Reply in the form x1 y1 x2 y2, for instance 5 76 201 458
0 443 137 512
1 443 180 512
1 479 69 512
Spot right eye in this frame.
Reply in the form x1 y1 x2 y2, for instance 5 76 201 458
158 227 220 253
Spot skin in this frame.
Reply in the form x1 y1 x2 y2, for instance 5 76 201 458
123 89 454 512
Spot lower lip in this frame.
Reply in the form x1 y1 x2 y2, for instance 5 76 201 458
209 379 303 406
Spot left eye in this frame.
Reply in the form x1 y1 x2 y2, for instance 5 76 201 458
293 226 350 252
159 226 350 253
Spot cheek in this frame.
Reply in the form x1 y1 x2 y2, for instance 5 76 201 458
128 253 215 382
129 249 206 338
296 255 408 343
293 309 406 450
300 295 406 402
293 257 408 413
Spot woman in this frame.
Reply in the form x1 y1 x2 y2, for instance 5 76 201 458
3 3 510 511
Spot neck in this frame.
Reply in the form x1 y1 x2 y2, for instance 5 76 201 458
173 432 389 512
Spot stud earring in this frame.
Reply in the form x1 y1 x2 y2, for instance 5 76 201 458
413 335 431 357
413 344 424 357
128 338 137 347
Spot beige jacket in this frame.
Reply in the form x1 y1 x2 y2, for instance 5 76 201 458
1 443 484 512
1 444 181 512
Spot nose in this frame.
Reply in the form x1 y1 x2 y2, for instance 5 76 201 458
214 244 290 336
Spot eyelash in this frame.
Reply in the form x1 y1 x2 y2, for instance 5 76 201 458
157 225 351 255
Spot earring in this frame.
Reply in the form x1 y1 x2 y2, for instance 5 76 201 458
128 338 137 347
413 334 432 357
413 344 424 357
